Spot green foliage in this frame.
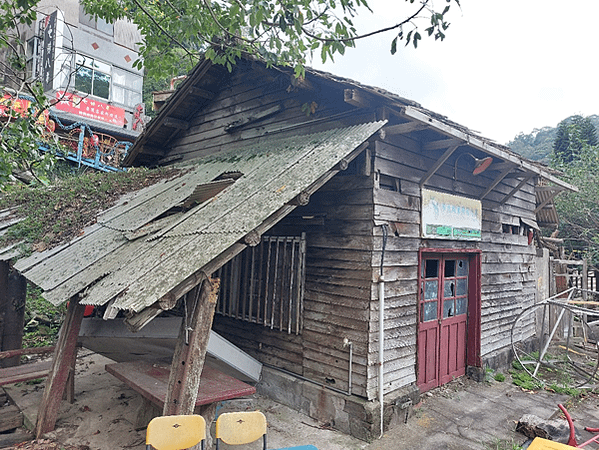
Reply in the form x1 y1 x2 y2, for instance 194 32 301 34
80 0 460 79
509 369 544 391
23 284 65 348
553 115 598 165
494 372 505 382
552 142 599 266
508 115 599 163
483 438 523 450
0 86 63 188
0 0 64 188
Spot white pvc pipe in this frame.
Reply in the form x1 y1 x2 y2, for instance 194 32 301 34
378 275 385 438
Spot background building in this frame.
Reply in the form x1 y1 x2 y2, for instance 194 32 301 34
1 0 144 170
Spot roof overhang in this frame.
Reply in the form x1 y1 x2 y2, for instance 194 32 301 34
399 106 577 195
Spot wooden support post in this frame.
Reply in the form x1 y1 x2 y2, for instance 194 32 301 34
163 276 220 416
0 261 27 368
35 297 85 438
62 348 77 404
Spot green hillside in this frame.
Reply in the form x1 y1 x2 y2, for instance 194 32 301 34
508 114 599 162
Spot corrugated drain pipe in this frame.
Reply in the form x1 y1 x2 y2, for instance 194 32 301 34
378 224 389 438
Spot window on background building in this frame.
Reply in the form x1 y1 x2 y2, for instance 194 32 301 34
111 67 142 107
79 4 114 36
75 54 110 100
25 37 41 80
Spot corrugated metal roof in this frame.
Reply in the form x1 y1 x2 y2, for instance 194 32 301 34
536 187 561 228
15 122 385 312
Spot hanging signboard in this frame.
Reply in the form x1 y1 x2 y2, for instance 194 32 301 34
54 91 125 127
421 189 482 241
41 11 57 91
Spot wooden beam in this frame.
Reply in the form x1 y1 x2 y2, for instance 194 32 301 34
163 276 219 415
500 173 533 205
124 303 163 332
423 138 463 151
164 117 190 130
480 166 513 200
344 89 371 108
384 121 428 136
140 145 167 157
534 189 562 214
224 104 282 132
401 106 578 192
419 145 460 188
35 297 85 438
189 87 215 99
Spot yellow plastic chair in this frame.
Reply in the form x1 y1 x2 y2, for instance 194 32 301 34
146 414 206 450
215 411 267 449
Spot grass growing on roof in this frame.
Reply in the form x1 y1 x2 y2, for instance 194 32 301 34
0 166 181 255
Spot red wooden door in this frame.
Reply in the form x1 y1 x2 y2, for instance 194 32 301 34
418 256 469 391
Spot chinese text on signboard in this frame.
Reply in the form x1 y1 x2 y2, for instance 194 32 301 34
421 189 482 241
54 91 125 127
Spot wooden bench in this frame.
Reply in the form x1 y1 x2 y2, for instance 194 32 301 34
105 360 256 429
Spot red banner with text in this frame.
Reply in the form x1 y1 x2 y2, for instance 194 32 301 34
54 91 125 127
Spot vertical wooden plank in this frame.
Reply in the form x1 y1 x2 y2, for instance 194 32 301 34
163 276 220 416
264 240 272 327
241 250 250 320
297 232 307 335
249 246 256 323
271 238 281 330
288 238 297 334
1 268 27 368
35 297 85 437
279 238 288 331
0 261 9 357
256 240 264 325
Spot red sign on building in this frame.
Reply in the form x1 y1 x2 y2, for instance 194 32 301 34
54 91 125 127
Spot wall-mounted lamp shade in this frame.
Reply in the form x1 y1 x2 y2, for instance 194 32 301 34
472 156 493 175
453 153 493 191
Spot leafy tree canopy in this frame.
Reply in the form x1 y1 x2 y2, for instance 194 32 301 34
1 0 60 188
80 0 460 79
553 143 599 268
552 115 598 165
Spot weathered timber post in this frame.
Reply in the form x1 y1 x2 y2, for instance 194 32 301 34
163 275 220 415
35 297 85 438
0 261 27 368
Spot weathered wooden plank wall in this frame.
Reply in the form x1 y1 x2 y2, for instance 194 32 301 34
166 63 361 163
213 171 375 398
368 137 537 399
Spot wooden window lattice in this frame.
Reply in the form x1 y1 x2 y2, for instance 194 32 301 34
216 234 306 334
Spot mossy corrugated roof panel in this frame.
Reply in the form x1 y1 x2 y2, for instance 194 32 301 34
15 122 385 312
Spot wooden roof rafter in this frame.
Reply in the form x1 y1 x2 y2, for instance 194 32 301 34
479 165 514 200
500 173 534 205
419 144 461 188
534 185 566 214
401 106 578 193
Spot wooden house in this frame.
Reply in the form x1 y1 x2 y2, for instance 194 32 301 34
3 57 576 441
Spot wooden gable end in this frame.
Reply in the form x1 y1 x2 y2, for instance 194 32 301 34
130 60 385 167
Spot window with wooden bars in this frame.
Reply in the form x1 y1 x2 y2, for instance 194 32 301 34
215 233 306 334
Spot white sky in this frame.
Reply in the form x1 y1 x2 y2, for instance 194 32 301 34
310 1 599 145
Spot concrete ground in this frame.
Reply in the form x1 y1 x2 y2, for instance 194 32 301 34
3 351 599 450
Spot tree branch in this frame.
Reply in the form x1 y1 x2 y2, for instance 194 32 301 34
301 1 428 44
